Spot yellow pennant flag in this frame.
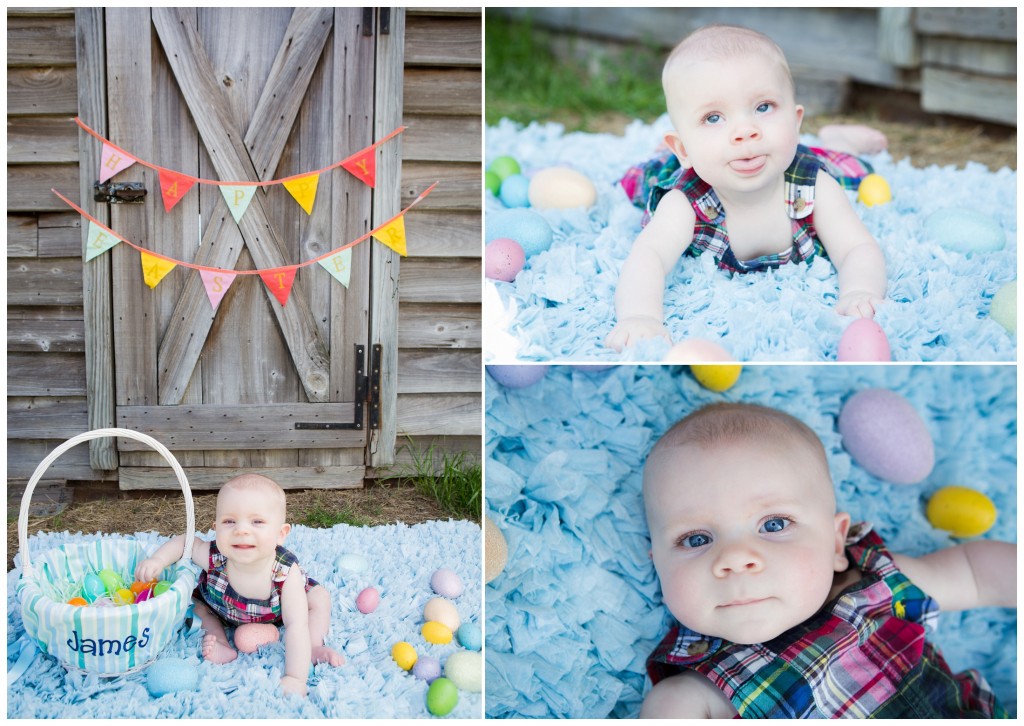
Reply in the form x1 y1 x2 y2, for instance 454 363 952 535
282 173 320 215
372 215 407 256
140 250 177 289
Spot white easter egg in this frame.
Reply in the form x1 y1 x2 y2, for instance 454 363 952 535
527 167 597 209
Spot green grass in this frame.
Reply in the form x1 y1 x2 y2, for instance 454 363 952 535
298 501 375 529
485 11 666 130
401 440 482 522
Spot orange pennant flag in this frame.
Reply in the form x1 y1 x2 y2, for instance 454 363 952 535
372 215 407 256
140 251 177 289
342 146 376 188
282 173 320 215
158 169 197 212
259 267 298 307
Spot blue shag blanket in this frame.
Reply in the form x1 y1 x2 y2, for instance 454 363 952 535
485 116 1017 362
485 364 1016 718
7 520 482 719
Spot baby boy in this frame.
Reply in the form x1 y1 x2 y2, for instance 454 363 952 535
641 402 1014 718
137 473 343 698
607 25 888 351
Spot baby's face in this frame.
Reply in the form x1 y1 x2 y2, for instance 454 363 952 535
663 51 803 195
645 439 849 644
214 485 289 565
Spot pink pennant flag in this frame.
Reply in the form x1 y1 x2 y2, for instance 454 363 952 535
199 269 237 311
282 173 320 215
159 169 197 212
99 143 136 183
342 146 376 188
259 267 298 307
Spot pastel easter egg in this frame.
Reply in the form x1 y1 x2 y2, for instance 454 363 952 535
837 318 892 362
838 388 935 484
391 641 417 671
424 597 460 632
422 621 453 645
528 167 597 209
335 553 369 574
485 170 502 196
926 486 997 538
146 658 200 697
990 280 1016 333
444 650 483 693
488 155 521 181
484 237 526 282
113 588 135 606
690 364 742 392
98 569 124 596
856 173 892 207
356 586 380 614
485 209 553 257
457 622 482 651
487 365 549 389
234 623 280 654
663 339 734 363
82 573 107 603
499 173 531 208
152 581 172 597
484 515 508 585
426 677 459 717
924 207 1005 253
412 655 442 683
430 567 464 598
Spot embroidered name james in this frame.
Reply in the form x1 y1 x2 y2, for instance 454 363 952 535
66 627 151 656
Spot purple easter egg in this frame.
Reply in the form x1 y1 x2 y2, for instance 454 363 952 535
487 365 550 389
838 388 935 484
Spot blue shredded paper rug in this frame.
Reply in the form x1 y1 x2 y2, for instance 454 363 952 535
484 364 1016 718
8 520 482 719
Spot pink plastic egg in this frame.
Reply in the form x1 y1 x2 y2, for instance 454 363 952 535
356 586 380 614
234 623 280 654
135 588 152 603
838 318 891 362
838 388 935 485
484 237 526 282
663 339 734 363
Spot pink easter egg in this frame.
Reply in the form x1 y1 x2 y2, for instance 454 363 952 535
356 586 380 614
663 339 734 363
484 237 526 282
838 318 891 362
233 623 280 654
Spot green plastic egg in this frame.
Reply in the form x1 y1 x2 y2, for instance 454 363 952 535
426 677 458 716
990 280 1016 333
488 155 521 181
97 569 124 596
485 170 501 196
153 580 172 597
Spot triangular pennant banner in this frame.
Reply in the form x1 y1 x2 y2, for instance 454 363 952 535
317 248 352 288
159 169 198 212
139 251 177 289
199 269 237 311
259 267 298 307
85 221 122 261
282 173 320 215
219 185 257 224
99 143 136 183
372 215 407 256
342 147 376 188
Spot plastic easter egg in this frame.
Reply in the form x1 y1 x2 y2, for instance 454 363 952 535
485 209 553 257
426 677 459 717
68 597 88 607
422 621 453 645
990 280 1016 333
663 339 734 363
153 581 172 597
444 650 483 693
356 586 380 614
485 170 502 196
430 567 464 598
82 573 106 603
487 364 550 389
335 553 369 574
113 588 135 606
690 364 742 392
412 655 442 683
135 588 152 603
97 569 124 596
457 622 482 651
838 388 935 484
424 597 461 632
489 155 521 181
499 173 531 208
234 623 280 654
528 167 597 209
146 658 199 697
131 580 156 596
926 486 997 538
924 207 1005 253
856 173 892 207
837 318 892 362
484 515 508 585
485 238 526 282
391 641 417 671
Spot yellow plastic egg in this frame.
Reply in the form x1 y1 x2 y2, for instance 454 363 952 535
391 641 417 671
857 173 892 207
925 486 997 538
690 364 743 392
421 621 453 645
113 588 135 605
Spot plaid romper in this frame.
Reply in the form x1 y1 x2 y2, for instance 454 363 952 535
619 145 872 273
647 524 1008 718
196 541 319 626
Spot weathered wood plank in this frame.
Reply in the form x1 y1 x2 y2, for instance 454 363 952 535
7 440 119 481
389 434 481 473
877 7 919 70
398 303 481 348
7 67 78 114
7 215 38 256
7 318 85 353
404 68 480 115
401 161 480 211
7 398 89 438
7 353 86 396
7 164 80 212
921 37 1016 77
400 257 481 304
7 116 79 163
116 403 365 450
916 7 1017 42
118 466 364 491
921 66 1016 125
402 114 481 163
7 257 83 306
404 210 480 258
397 393 480 437
39 212 82 257
6 305 83 321
6 16 77 66
7 479 74 519
397 349 481 394
405 15 481 67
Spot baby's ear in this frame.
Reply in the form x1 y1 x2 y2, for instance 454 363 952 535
278 522 292 543
794 104 805 131
663 132 690 168
833 512 852 571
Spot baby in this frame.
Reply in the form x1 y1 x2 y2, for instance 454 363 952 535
136 473 344 698
607 24 888 351
641 402 1015 718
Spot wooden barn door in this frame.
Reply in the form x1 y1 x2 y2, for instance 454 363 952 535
79 8 402 490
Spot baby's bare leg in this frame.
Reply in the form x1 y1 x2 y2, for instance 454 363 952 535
307 585 344 666
818 124 888 156
193 599 238 664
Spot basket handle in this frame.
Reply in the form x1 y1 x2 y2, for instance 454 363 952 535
18 428 196 578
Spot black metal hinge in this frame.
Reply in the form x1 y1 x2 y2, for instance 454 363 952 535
294 343 382 431
94 180 147 204
362 7 390 36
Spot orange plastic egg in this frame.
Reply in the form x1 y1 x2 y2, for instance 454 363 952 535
68 597 88 607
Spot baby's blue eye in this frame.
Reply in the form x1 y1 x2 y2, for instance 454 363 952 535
680 532 712 548
755 102 773 114
760 517 789 533
704 113 722 125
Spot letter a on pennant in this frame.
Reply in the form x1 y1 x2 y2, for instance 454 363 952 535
199 269 237 311
317 248 352 288
282 173 320 215
159 169 197 212
219 185 257 224
99 143 136 183
342 147 376 188
259 267 298 307
139 251 177 289
85 221 122 261
372 215 407 256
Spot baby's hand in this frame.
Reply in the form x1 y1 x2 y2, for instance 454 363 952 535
605 316 670 351
280 675 308 698
135 558 165 584
836 292 884 319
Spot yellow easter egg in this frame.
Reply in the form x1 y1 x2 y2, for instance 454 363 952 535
925 486 997 538
690 364 743 392
391 641 418 671
857 173 892 207
421 621 453 645
113 588 135 605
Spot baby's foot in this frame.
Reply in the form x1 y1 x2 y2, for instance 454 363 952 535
202 634 238 664
311 644 345 666
818 124 888 155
